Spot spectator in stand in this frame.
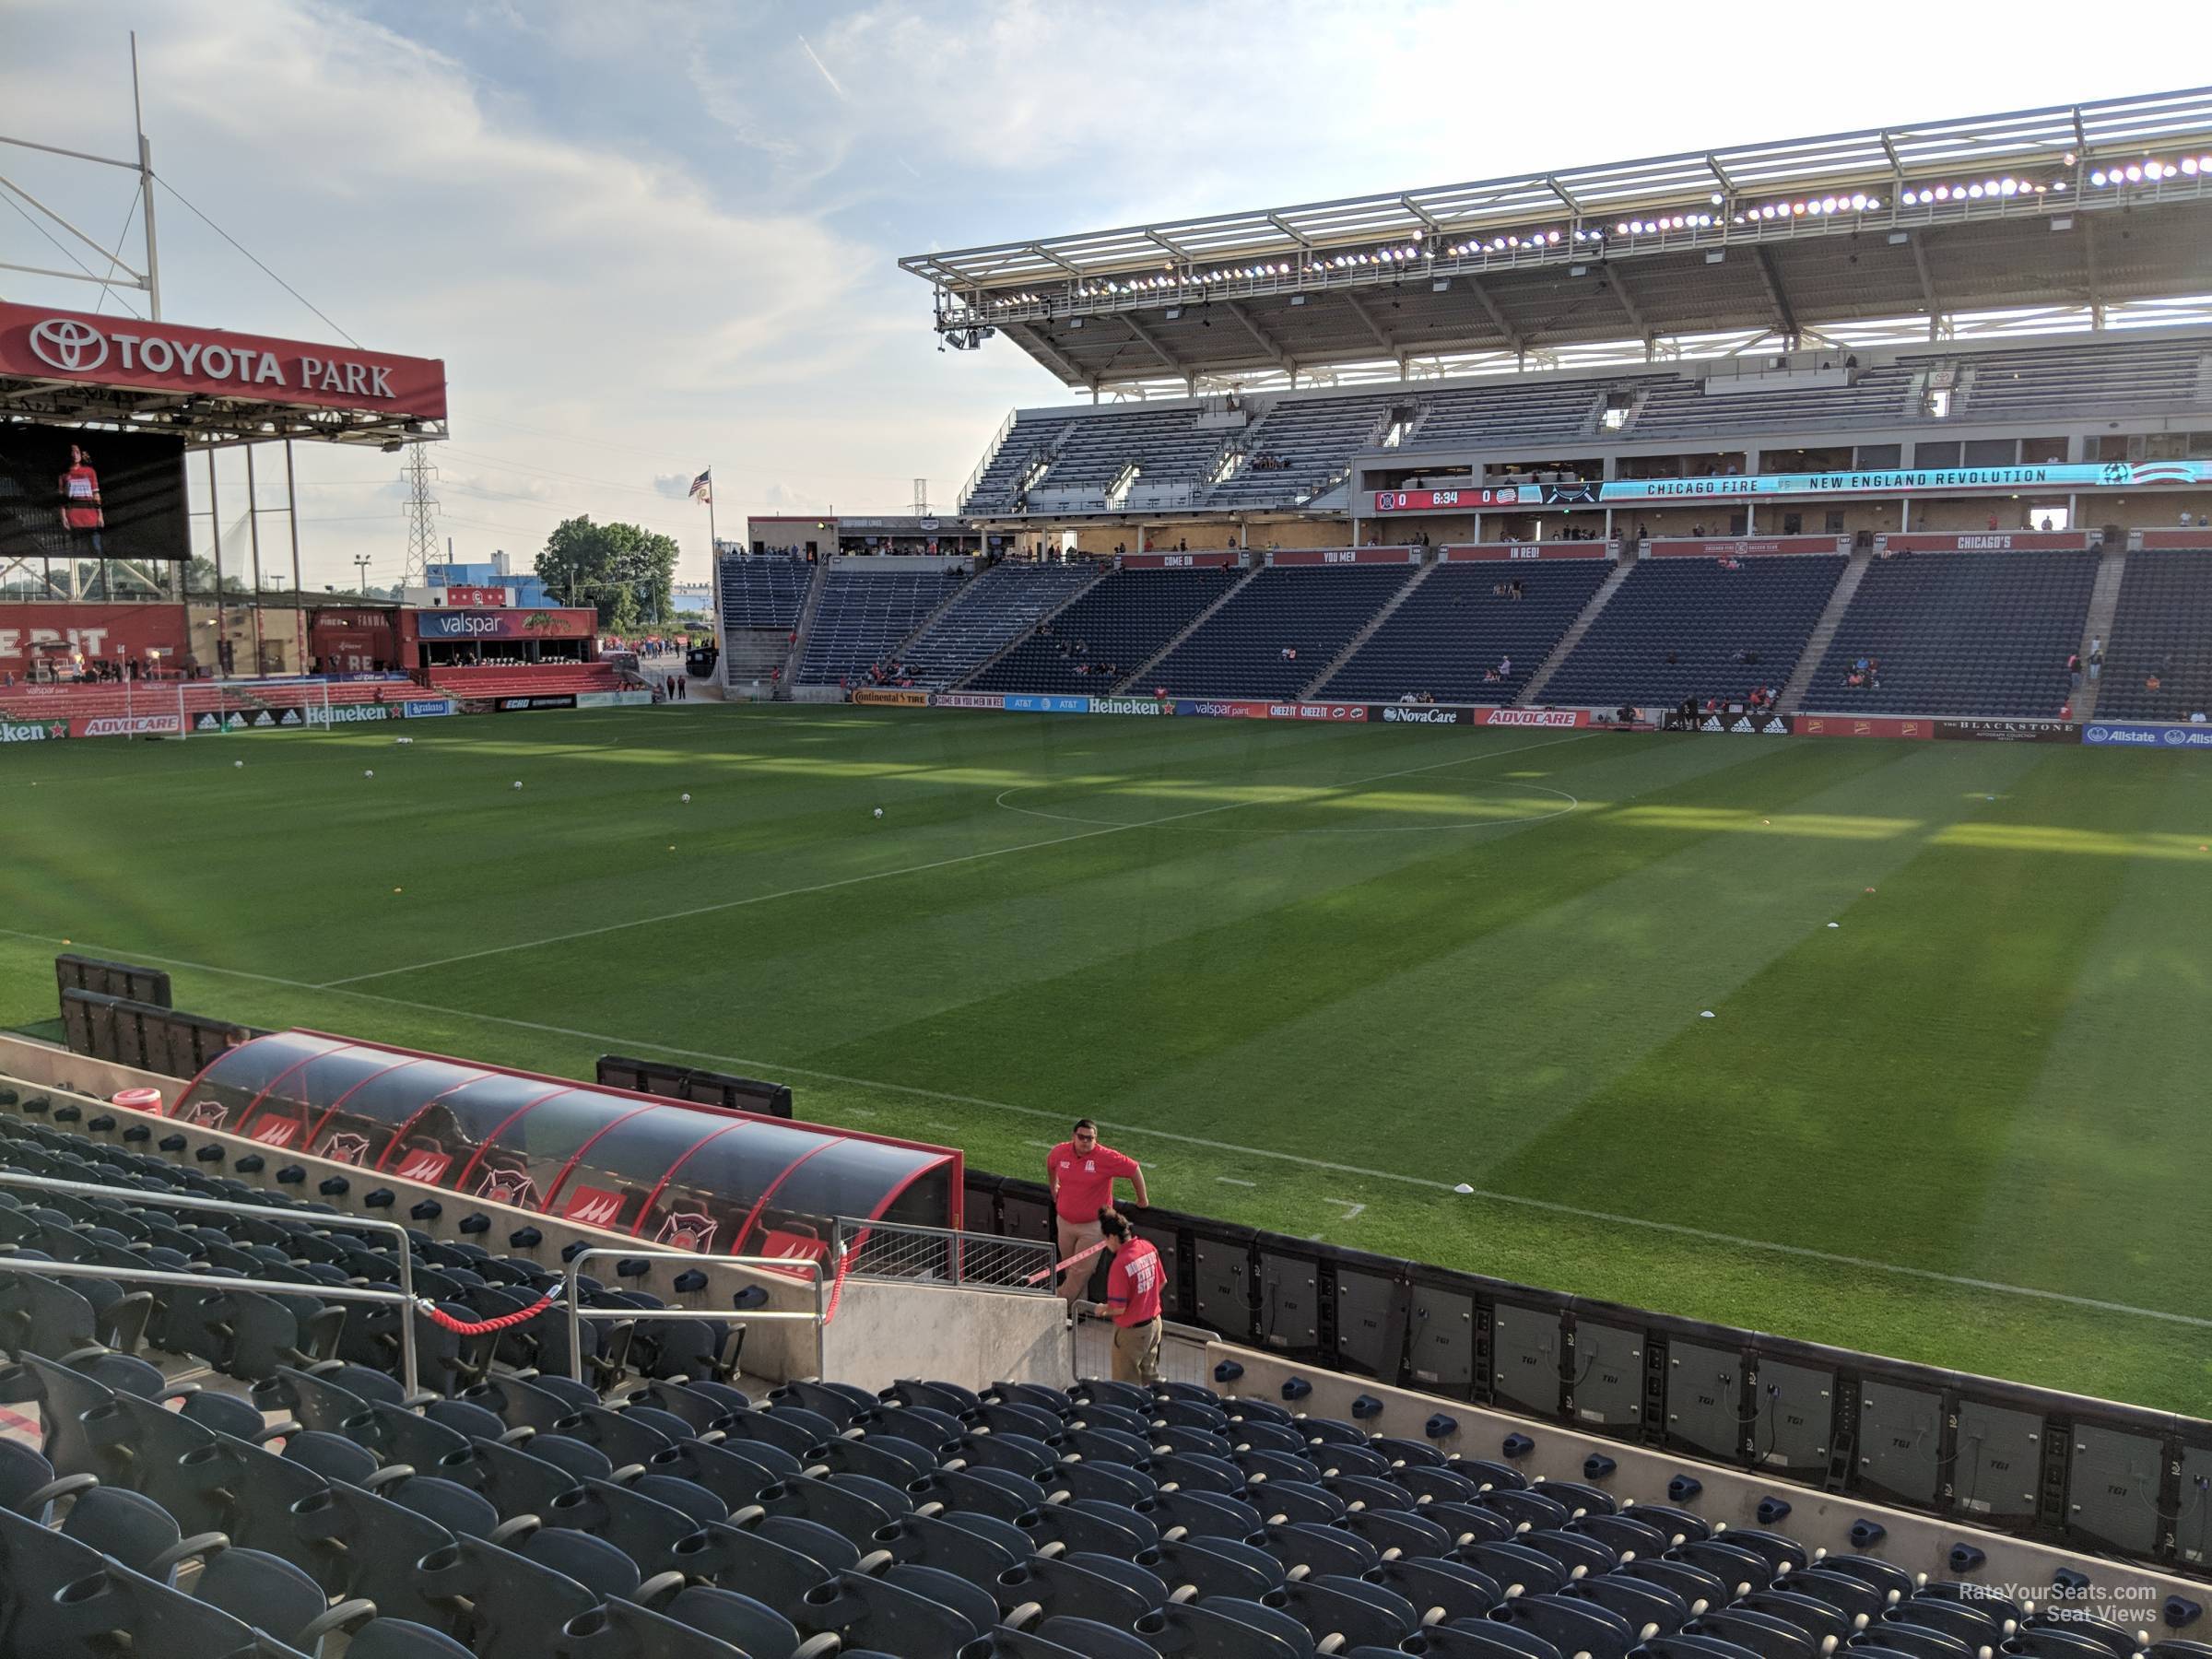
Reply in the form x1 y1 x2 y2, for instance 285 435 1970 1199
1045 1120 1147 1305
1088 1209 1164 1384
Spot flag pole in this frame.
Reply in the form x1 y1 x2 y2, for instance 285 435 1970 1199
706 470 717 560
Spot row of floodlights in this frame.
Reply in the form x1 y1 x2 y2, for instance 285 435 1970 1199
1898 178 2062 204
2088 157 2212 185
978 158 2199 308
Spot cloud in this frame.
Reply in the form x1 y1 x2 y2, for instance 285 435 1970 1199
796 34 848 101
1 0 911 582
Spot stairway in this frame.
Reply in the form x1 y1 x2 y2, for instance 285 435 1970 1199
1514 556 1636 705
1112 563 1263 695
1776 545 1875 712
949 565 1109 689
720 629 794 700
2068 541 2130 721
775 562 830 700
879 567 982 667
1303 559 1434 698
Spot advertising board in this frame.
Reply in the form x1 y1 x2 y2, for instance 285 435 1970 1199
2081 722 2212 748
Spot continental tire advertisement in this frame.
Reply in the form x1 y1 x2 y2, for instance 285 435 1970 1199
852 688 929 707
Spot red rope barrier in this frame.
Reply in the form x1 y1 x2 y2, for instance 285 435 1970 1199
821 1244 854 1326
414 1291 559 1336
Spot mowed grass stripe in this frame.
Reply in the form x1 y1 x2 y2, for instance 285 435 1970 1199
1124 740 2054 1186
1944 754 2212 1313
1498 746 2202 1310
7 710 2212 1412
805 735 1903 1111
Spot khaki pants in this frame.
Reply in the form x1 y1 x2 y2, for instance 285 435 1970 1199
1054 1216 1102 1302
1112 1317 1163 1384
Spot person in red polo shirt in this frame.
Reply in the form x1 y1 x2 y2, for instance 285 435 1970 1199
1045 1119 1147 1305
1090 1208 1163 1383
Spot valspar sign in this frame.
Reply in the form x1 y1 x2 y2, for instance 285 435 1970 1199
0 300 448 420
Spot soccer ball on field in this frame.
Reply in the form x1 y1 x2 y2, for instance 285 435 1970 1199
681 793 691 804
233 760 243 769
873 807 884 819
363 770 374 779
512 781 523 790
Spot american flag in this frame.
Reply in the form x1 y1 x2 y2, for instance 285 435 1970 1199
688 468 712 504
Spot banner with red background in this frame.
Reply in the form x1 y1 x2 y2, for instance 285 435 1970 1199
1268 547 1418 566
0 301 447 421
0 603 190 674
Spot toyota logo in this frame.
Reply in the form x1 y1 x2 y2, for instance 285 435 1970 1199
28 317 108 373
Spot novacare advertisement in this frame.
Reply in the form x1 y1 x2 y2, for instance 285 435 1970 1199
2083 722 2212 749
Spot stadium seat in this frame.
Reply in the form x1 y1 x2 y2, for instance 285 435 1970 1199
1806 548 2098 716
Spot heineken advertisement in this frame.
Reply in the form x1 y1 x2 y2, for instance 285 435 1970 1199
306 701 394 725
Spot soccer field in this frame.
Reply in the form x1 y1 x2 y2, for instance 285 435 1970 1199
5 705 2209 1413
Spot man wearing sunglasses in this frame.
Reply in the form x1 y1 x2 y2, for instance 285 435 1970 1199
1045 1119 1147 1304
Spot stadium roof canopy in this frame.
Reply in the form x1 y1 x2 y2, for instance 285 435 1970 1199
900 88 2212 394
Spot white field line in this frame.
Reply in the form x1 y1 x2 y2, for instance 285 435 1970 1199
317 733 1595 988
4 924 2206 1331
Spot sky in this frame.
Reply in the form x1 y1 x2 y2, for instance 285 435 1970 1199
0 0 2193 590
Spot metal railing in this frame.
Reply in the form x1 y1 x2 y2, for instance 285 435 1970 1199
0 1258 425 1388
832 1217 1056 1296
560 1246 830 1384
0 1168 421 1394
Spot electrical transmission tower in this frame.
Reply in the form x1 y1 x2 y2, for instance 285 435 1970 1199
402 447 440 582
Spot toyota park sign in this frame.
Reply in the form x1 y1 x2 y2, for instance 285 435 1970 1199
1 300 447 420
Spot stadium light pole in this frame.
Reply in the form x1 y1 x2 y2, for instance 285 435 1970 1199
131 31 160 320
353 554 371 598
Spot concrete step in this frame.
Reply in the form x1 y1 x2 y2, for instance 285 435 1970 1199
2069 541 2129 722
1516 556 1634 705
1305 558 1433 699
1778 546 1874 712
950 565 1110 689
1112 563 1263 695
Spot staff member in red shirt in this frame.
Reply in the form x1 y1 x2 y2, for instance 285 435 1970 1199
1045 1119 1147 1304
1090 1208 1164 1383
58 443 105 558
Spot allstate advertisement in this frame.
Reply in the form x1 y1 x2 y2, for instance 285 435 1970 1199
2082 722 2212 749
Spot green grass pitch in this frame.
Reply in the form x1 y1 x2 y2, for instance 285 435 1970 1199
5 705 2209 1413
